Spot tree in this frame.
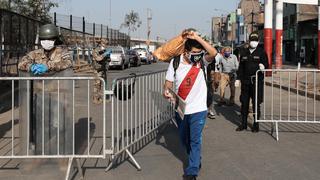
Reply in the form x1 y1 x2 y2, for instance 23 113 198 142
121 10 142 36
0 0 58 23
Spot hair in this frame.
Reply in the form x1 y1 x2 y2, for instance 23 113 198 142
223 46 231 52
184 39 204 52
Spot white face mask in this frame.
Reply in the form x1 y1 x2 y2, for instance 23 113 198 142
41 40 55 51
249 41 259 49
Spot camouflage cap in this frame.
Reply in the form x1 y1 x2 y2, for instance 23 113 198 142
39 24 59 40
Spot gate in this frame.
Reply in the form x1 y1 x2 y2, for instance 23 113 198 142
255 69 320 140
0 76 106 179
105 70 175 171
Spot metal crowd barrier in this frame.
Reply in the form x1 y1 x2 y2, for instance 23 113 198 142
105 70 174 171
0 76 106 180
255 69 320 141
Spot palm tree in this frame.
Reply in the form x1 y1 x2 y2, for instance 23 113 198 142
121 10 142 36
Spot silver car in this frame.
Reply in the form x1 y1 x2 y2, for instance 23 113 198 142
108 46 130 70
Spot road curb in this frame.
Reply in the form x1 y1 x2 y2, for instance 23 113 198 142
265 81 320 101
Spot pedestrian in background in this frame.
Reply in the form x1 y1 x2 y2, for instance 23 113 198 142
235 31 269 132
215 46 239 106
206 60 216 119
163 30 217 180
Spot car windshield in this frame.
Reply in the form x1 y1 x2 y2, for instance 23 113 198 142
134 48 146 53
107 47 122 54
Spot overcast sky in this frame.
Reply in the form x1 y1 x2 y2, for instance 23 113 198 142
52 0 240 40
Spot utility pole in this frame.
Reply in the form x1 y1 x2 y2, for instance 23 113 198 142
147 8 152 51
251 10 255 33
109 0 112 27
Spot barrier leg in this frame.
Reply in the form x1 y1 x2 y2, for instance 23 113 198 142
125 149 141 171
105 155 116 172
65 158 74 180
65 158 83 180
105 149 141 172
76 159 84 179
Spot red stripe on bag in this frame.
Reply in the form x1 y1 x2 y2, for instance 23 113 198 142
178 64 200 100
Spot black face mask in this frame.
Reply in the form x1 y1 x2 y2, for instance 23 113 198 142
188 51 204 63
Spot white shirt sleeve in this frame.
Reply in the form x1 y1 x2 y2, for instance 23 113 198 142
165 59 175 82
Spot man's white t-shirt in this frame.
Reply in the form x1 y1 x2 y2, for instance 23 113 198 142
165 55 208 115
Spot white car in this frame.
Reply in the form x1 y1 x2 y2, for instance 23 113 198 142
133 48 152 64
108 46 130 70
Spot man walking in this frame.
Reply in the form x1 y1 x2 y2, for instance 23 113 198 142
235 31 269 132
163 30 217 180
215 46 239 106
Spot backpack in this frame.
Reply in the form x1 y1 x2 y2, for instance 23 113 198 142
172 56 213 107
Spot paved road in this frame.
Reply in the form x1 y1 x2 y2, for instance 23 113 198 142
106 62 168 89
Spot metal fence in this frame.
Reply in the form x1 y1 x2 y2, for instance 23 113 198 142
105 70 175 171
0 9 131 77
52 13 130 48
0 9 43 76
0 75 106 179
255 69 320 141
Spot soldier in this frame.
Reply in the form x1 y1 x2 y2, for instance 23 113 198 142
92 38 111 104
18 24 72 73
235 31 269 133
18 24 73 155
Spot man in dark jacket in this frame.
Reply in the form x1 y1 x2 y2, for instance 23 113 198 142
235 31 269 133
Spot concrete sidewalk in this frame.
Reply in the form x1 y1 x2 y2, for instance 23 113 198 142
264 65 320 100
0 63 320 179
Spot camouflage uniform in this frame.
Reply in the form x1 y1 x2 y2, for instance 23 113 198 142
18 46 72 72
92 39 109 104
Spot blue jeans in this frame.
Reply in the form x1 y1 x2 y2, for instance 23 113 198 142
175 110 207 176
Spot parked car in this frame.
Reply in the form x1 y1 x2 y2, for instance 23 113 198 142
126 50 141 67
108 46 130 70
133 48 151 64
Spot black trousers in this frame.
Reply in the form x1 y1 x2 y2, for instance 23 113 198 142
240 81 263 126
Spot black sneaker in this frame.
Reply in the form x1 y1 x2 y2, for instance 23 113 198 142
184 175 197 180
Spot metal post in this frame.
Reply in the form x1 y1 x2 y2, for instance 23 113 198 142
69 15 72 30
93 23 95 46
54 12 57 26
101 24 103 38
275 0 283 69
82 16 85 63
107 26 109 43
